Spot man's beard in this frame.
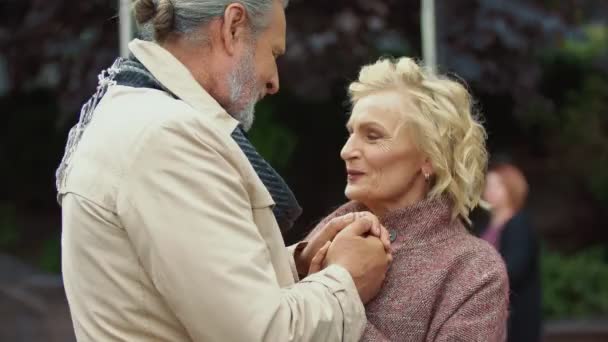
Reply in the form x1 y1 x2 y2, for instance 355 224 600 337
227 46 258 131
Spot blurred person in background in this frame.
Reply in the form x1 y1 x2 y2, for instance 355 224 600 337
307 57 509 341
480 162 542 342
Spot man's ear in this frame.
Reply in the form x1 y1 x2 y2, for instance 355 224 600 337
220 3 250 56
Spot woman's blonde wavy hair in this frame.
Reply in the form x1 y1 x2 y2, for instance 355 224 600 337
348 57 488 222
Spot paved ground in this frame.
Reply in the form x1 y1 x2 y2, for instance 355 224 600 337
0 254 75 341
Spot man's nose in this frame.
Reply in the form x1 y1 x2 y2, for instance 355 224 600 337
266 74 280 95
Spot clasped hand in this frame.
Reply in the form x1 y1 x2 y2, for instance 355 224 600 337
296 212 392 275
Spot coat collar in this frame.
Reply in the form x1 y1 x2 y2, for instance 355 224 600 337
128 39 239 133
348 195 465 251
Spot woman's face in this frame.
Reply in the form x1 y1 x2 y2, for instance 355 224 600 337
341 90 428 214
483 172 509 209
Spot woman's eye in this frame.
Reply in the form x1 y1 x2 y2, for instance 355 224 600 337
367 133 381 140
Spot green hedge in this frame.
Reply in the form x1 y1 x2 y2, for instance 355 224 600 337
542 245 608 319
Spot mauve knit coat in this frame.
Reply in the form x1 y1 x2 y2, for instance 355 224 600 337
311 196 509 341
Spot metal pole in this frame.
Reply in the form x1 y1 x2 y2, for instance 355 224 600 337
119 0 133 58
421 0 437 73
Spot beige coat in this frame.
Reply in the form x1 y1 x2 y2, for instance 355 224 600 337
59 39 365 342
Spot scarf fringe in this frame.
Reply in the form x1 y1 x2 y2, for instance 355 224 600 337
55 58 125 198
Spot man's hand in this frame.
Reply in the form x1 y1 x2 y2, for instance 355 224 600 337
324 218 393 303
295 212 391 276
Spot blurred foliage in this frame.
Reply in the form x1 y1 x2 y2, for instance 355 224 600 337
0 88 66 273
0 200 61 274
38 236 61 274
561 74 608 206
542 245 608 319
0 203 20 250
562 24 608 60
0 0 118 121
0 0 573 111
248 100 298 171
523 24 608 206
0 89 69 209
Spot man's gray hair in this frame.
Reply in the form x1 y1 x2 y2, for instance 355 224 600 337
134 0 289 42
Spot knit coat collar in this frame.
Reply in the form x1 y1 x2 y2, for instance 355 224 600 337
352 195 465 250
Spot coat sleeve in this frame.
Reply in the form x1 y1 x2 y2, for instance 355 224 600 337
286 241 307 281
434 261 510 342
117 120 366 342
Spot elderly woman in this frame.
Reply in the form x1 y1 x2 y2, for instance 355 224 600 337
308 57 509 341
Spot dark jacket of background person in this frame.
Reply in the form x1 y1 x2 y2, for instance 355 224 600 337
475 208 542 342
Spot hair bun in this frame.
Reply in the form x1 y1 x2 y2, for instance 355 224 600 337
134 0 175 41
134 0 157 25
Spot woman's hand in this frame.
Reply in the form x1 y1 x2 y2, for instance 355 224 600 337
296 211 391 276
307 241 331 274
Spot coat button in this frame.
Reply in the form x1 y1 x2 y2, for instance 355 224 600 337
389 229 397 242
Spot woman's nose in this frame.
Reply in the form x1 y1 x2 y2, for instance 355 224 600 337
340 136 360 160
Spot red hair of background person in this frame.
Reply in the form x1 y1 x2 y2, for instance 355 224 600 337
489 163 529 212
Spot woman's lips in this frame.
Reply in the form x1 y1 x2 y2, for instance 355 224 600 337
347 170 365 182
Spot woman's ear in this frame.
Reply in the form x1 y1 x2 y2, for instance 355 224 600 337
421 157 434 180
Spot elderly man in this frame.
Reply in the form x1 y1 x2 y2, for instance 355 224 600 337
56 0 392 341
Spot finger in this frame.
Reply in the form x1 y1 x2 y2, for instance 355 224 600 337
379 225 391 251
341 216 374 237
324 213 356 239
358 211 381 237
308 241 331 274
373 217 382 238
370 214 381 237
